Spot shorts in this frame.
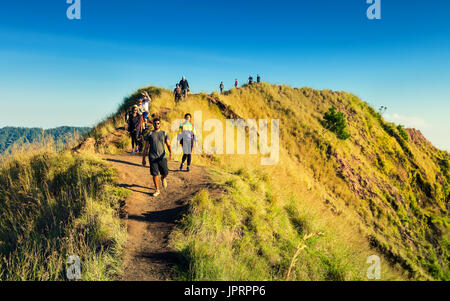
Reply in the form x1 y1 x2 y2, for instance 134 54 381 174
149 157 169 177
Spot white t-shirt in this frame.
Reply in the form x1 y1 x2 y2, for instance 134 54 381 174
142 97 150 112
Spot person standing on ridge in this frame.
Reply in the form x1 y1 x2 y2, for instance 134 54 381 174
220 81 224 94
249 76 253 85
127 105 142 154
178 113 196 172
235 79 239 88
179 76 190 100
142 118 173 197
257 74 261 83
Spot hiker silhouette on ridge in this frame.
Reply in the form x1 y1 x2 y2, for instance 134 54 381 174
179 76 190 100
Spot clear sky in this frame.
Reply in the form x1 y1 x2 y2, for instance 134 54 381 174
0 0 449 150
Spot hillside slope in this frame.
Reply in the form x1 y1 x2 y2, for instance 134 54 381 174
82 83 449 280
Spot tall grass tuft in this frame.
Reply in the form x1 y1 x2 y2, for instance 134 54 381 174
0 142 128 280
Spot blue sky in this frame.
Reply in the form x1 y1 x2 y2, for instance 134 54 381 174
0 0 449 150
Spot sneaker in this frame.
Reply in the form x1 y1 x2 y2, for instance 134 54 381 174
162 178 168 188
186 166 190 172
153 190 160 197
180 163 184 171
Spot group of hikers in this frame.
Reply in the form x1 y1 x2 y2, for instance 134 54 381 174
248 74 261 86
125 90 152 154
174 76 190 103
125 74 260 196
136 113 195 197
220 74 261 93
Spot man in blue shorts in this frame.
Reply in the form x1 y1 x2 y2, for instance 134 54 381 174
142 118 173 197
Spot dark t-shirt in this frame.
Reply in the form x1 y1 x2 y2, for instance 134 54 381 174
179 80 189 90
128 114 141 132
145 130 169 161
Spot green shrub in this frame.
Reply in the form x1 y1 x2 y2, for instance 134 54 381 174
397 125 409 141
321 106 350 140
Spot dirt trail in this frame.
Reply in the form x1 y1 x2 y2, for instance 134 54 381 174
101 153 211 281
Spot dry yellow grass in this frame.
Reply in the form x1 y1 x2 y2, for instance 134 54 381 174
0 139 129 280
81 82 449 280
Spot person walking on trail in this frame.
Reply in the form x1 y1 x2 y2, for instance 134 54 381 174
220 81 224 94
135 99 146 150
249 76 253 85
142 118 173 197
257 74 261 83
235 79 239 88
125 100 141 123
137 99 145 115
127 105 143 154
179 76 190 100
174 83 182 103
141 116 151 136
141 90 151 113
178 113 196 172
142 113 149 130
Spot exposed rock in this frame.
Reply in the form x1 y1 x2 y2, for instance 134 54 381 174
73 137 96 153
406 128 433 149
334 153 378 200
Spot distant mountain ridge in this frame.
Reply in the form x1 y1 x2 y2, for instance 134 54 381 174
0 126 91 153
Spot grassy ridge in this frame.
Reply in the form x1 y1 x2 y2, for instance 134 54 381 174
201 83 448 280
0 144 129 280
72 82 449 280
139 87 404 280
